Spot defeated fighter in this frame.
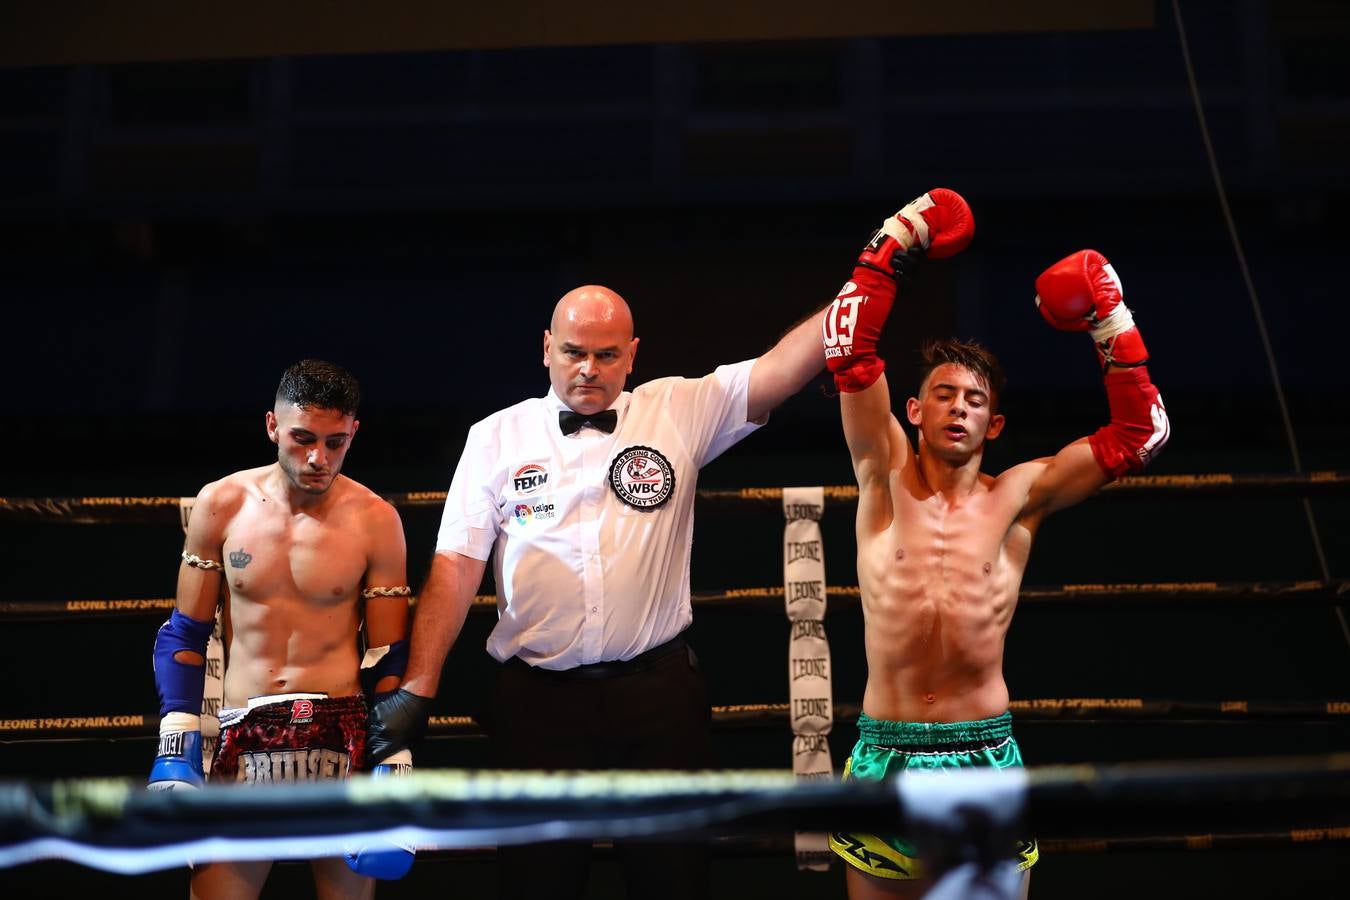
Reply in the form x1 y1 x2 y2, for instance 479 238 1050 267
823 192 1169 898
149 359 415 899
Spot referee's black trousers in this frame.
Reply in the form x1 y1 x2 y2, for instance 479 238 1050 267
487 635 712 900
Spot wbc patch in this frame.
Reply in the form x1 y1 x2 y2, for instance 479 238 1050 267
290 699 315 725
608 445 675 509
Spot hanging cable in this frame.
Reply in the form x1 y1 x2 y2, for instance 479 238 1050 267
1170 0 1346 652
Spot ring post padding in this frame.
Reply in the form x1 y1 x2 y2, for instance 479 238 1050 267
783 486 833 870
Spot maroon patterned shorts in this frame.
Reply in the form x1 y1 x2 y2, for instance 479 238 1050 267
210 694 368 784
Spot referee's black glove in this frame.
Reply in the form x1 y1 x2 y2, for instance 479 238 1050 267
366 688 434 766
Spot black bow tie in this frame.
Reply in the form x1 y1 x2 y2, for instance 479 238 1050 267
559 408 618 436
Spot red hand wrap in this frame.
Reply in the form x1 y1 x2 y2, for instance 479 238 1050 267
822 259 899 393
1090 366 1170 479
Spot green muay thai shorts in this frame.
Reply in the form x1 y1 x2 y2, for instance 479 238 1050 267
829 711 1039 880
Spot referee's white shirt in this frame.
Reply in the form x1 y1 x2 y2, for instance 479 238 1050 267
435 359 762 670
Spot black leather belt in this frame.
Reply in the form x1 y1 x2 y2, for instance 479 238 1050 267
508 633 688 680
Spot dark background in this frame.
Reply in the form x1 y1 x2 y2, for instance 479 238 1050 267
1 1 1347 896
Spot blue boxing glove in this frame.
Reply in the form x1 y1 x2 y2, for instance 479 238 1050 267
148 608 214 791
148 713 204 791
153 608 215 717
344 749 416 879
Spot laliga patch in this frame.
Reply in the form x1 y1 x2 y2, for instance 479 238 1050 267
511 462 549 495
609 445 675 509
289 699 315 725
512 499 556 526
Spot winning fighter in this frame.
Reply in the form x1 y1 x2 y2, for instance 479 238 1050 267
822 192 1169 897
149 359 416 899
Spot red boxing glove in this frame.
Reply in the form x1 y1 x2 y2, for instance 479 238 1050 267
823 275 890 393
1034 249 1148 370
824 189 975 393
1090 366 1170 478
1036 252 1170 477
857 188 976 273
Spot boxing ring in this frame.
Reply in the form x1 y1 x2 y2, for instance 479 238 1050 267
0 472 1347 896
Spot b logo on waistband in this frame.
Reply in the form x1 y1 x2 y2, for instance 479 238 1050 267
608 445 675 509
290 699 315 724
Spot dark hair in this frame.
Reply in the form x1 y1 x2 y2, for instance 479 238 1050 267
275 359 361 416
917 339 1006 406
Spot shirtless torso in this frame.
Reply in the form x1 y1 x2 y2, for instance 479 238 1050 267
848 362 1110 725
171 398 408 900
174 398 408 713
187 465 405 708
858 466 1030 723
823 207 1168 897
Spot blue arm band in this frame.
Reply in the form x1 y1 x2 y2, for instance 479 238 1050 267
152 609 215 717
360 639 409 702
367 639 409 683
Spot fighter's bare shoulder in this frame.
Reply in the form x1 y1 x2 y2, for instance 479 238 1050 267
957 468 1018 516
989 458 1052 505
993 457 1049 485
192 467 267 517
331 475 404 531
994 454 1077 522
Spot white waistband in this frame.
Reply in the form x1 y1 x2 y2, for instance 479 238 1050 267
246 691 328 710
219 692 331 727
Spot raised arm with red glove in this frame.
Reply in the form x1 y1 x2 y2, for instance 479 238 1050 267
823 189 975 393
1035 249 1170 477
